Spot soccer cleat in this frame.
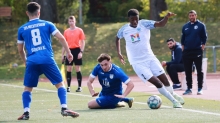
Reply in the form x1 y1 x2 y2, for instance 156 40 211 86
67 87 70 92
173 102 182 108
61 108 79 118
197 88 203 95
75 87 82 92
183 89 192 95
17 111 29 120
173 93 185 105
172 84 182 90
127 98 134 108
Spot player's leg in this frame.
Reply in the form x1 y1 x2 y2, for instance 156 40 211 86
132 61 182 108
74 48 83 92
182 54 194 95
151 59 184 105
42 63 79 118
88 99 101 109
65 51 74 92
75 65 82 92
120 97 134 108
18 63 40 120
193 55 203 95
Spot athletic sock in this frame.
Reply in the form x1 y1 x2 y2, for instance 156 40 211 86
22 91 31 112
58 87 67 108
76 71 82 87
165 86 174 95
66 72 72 87
120 98 129 103
158 86 177 103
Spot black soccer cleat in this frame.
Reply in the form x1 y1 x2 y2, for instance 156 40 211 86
61 108 79 118
17 111 29 120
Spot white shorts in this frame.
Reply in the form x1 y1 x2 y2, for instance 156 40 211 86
132 58 165 83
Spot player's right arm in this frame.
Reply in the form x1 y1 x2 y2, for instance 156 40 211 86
54 31 73 63
87 76 99 97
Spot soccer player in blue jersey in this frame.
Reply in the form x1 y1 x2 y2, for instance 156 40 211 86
87 53 134 109
17 2 79 120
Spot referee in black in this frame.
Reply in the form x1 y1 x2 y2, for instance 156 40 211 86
181 10 207 95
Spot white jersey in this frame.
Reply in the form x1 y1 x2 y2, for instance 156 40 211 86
117 19 156 65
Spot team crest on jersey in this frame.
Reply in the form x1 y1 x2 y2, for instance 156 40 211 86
130 33 140 43
109 74 114 79
137 28 141 32
194 25 198 29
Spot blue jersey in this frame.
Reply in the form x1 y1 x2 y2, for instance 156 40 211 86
17 18 58 64
90 64 130 96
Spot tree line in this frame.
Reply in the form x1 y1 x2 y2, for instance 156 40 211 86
0 0 220 24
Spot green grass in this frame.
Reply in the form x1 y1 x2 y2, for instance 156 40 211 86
1 80 220 123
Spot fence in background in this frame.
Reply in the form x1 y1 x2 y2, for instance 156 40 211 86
204 45 220 73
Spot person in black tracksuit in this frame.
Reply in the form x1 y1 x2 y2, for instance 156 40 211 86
162 38 184 90
181 10 207 95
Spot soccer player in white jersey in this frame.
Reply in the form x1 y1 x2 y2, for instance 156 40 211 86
115 9 184 108
17 2 79 120
87 53 134 109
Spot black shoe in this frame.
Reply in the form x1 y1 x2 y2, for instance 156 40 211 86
61 108 79 118
17 111 29 120
67 87 70 92
75 87 82 92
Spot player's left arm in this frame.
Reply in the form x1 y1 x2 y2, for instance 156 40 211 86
17 43 26 65
154 12 176 27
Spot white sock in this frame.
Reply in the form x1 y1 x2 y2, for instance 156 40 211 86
24 107 30 112
61 104 67 108
165 86 174 95
158 86 177 104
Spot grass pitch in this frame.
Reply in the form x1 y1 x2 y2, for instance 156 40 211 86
1 80 220 123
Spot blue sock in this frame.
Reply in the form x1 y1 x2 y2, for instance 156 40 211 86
121 98 129 103
58 87 67 105
22 91 31 109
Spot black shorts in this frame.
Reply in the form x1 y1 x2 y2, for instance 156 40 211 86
65 48 82 66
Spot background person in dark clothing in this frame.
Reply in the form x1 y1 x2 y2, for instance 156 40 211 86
181 10 207 95
162 38 184 90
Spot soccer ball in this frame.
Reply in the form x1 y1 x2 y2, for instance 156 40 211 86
147 95 162 109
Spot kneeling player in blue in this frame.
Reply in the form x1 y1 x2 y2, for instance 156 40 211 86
87 53 134 109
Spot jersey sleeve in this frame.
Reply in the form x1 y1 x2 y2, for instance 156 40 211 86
140 19 156 29
116 24 128 39
79 28 85 40
90 64 99 78
48 22 59 36
17 27 24 44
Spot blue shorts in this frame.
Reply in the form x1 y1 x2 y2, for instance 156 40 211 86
24 62 62 87
96 95 121 109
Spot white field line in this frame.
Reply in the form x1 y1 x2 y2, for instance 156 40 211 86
1 83 220 116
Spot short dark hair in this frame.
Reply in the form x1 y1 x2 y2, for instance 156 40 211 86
188 10 197 15
69 16 75 20
27 2 41 15
97 53 111 63
166 38 175 42
127 9 139 17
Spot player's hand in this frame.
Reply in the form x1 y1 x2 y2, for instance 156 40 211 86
201 45 205 50
118 54 126 65
66 53 73 63
114 94 125 98
161 61 166 67
78 52 83 59
92 92 99 97
166 12 176 18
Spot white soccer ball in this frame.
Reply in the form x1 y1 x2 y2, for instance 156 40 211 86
147 95 162 109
